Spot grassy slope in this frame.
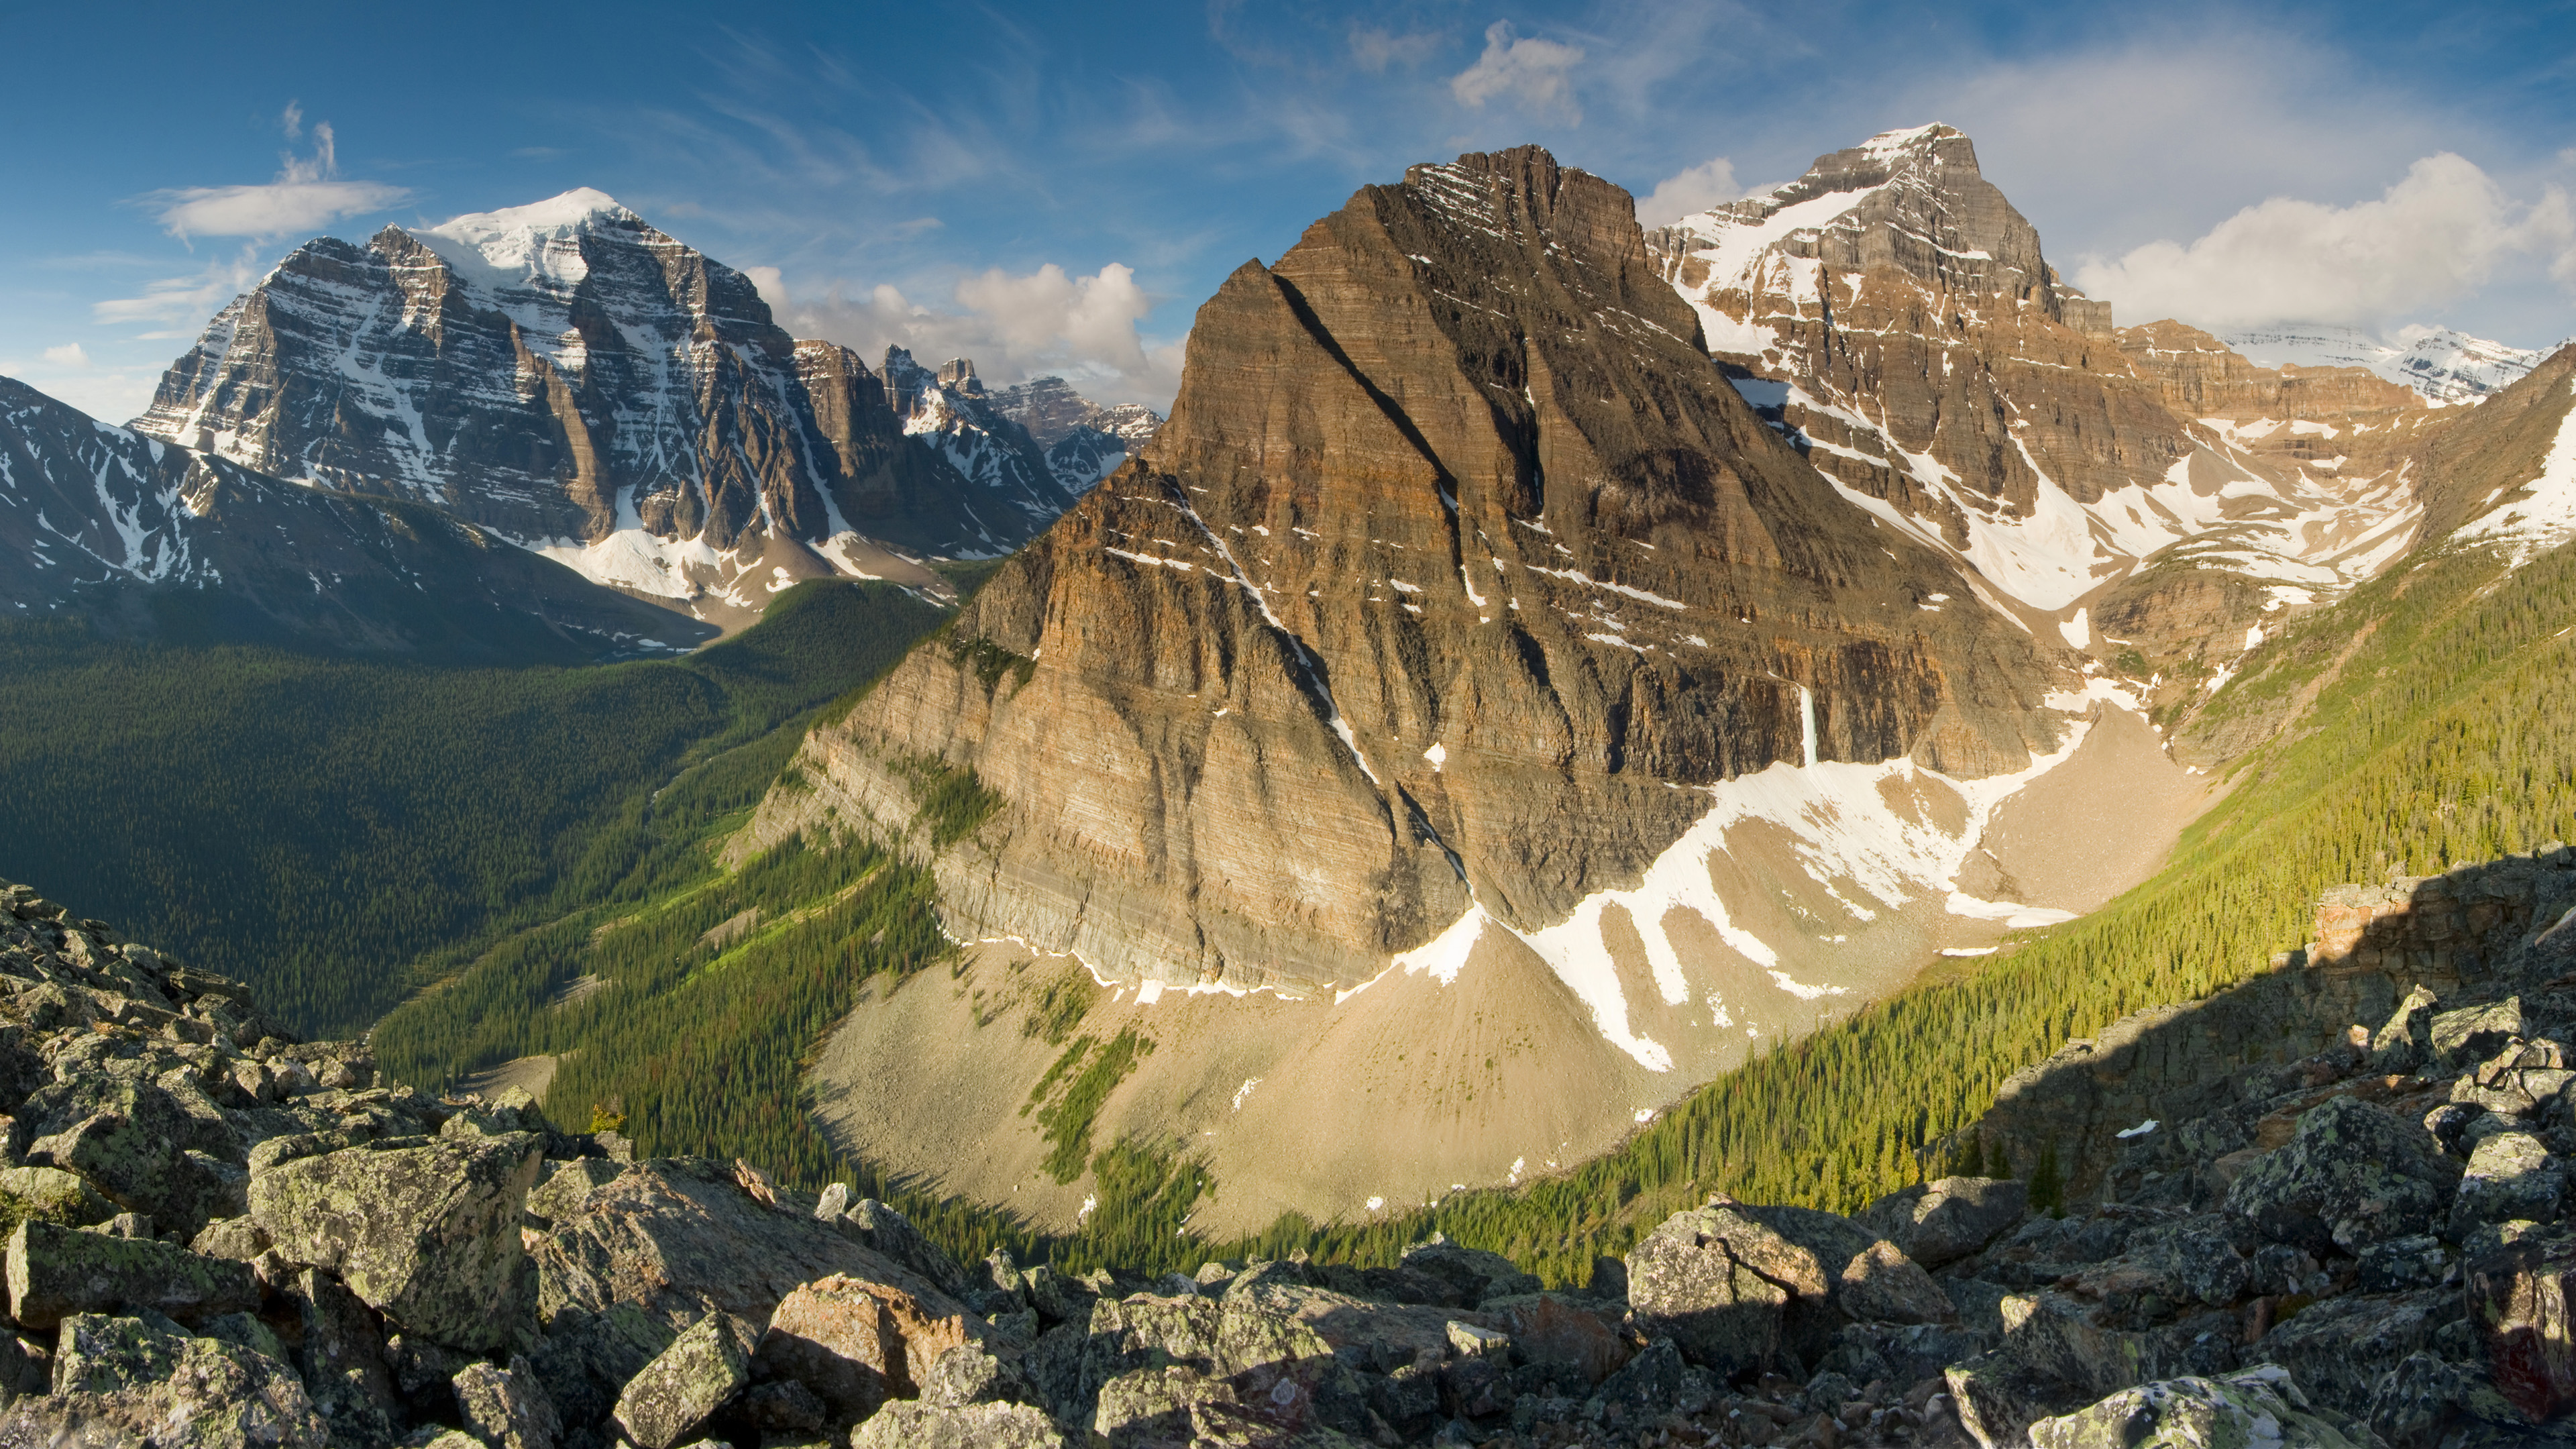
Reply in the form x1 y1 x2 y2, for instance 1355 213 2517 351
0 582 943 1037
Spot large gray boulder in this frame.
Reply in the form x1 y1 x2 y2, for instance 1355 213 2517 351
2225 1097 2461 1252
851 1399 1072 1448
1856 1177 2029 1268
455 1357 563 1449
2255 1291 2453 1418
2430 998 2523 1071
2449 1131 2565 1236
1734 1204 1954 1328
249 1132 543 1352
4 1220 258 1330
2466 1225 2576 1422
0 1310 329 1446
612 1310 757 1449
2028 1364 2369 1448
1624 1205 1819 1379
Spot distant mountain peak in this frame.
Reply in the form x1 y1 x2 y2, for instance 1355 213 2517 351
412 187 645 290
2220 322 2559 405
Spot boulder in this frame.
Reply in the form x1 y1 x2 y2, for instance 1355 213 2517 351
0 1310 329 1446
526 1302 675 1436
2225 1097 2462 1252
0 1166 116 1228
831 1196 971 1297
2467 1226 2576 1421
612 1310 757 1449
755 1273 979 1423
1733 1204 1955 1329
454 1356 564 1449
249 1132 543 1352
2027 1364 2369 1448
1092 1363 1238 1445
923 1341 1040 1408
1856 1177 2030 1269
531 1159 967 1332
747 1377 828 1432
1483 1293 1632 1385
2257 1291 2453 1417
2365 1350 2526 1448
2063 1216 2251 1311
2431 998 2524 1071
5 1219 258 1329
286 1266 398 1447
1396 1238 1540 1305
1624 1205 1819 1377
1591 1336 1713 1425
2450 1131 2565 1237
2373 985 2441 1071
851 1398 1073 1448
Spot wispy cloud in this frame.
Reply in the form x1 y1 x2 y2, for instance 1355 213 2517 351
1450 21 1585 124
144 103 409 240
93 245 264 326
40 343 89 369
1636 156 1759 228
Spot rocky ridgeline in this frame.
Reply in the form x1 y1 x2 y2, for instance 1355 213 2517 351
3 865 2575 1449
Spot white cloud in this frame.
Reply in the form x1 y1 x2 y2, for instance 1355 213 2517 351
1636 157 1755 228
1450 21 1585 123
2073 154 2576 333
147 105 408 239
757 262 1184 410
1350 23 1444 74
40 343 89 369
93 246 264 326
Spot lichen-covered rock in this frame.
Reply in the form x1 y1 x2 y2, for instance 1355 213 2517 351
2257 1291 2454 1417
526 1302 674 1438
828 1195 971 1298
1625 1205 1819 1377
1856 1177 2030 1269
1591 1336 1712 1423
0 1310 329 1446
2027 1364 2368 1448
2451 1131 2565 1236
754 1273 981 1423
922 1342 1038 1409
4 1220 258 1330
2064 1216 2251 1312
1484 1293 1632 1386
611 1310 757 1449
2226 1097 2462 1252
2467 1226 2576 1421
455 1356 564 1449
1734 1203 1955 1329
1394 1238 1540 1306
2366 1350 2526 1448
2373 984 2441 1072
0 1167 115 1229
286 1266 398 1448
249 1132 543 1352
851 1399 1073 1448
2432 998 2524 1071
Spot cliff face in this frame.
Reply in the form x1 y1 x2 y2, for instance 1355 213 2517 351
746 147 2072 994
127 193 1016 625
0 375 706 658
1647 126 2447 641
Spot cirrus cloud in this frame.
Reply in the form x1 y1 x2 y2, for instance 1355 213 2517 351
146 103 409 240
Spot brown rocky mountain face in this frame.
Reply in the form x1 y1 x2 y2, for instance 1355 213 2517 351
1647 123 2470 726
744 146 2070 998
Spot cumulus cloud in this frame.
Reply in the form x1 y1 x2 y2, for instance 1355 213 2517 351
1450 21 1584 123
93 246 265 327
40 343 89 369
2073 154 2576 333
755 262 1184 409
1636 157 1761 227
146 103 408 240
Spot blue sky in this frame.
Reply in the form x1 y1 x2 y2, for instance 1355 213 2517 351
3 0 2572 422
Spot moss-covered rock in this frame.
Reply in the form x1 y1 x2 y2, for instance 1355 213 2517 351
4 1220 258 1330
612 1310 756 1449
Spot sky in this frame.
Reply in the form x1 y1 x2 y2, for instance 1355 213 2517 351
3 0 2573 424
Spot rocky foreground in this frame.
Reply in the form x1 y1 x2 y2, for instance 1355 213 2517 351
0 870 2570 1448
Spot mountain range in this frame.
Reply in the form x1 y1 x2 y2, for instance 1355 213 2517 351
5 123 2575 1242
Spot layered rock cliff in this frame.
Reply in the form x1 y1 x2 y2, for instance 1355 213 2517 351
743 146 2076 996
127 192 1038 626
0 375 706 657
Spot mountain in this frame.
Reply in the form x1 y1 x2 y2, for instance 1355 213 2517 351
990 373 1167 492
1644 123 2465 722
2223 321 2555 404
727 145 2175 1231
0 374 708 657
875 350 1087 546
127 191 1051 627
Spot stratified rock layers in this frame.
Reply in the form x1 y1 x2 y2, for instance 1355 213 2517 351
746 147 2067 993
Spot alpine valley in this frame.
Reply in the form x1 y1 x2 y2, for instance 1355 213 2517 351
4 112 2576 1449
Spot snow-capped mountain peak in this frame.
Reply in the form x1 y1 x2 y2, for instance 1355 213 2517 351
413 187 642 290
2221 323 2558 405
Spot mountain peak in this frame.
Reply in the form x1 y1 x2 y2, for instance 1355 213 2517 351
412 188 646 290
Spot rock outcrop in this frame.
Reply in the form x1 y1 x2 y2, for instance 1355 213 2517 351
0 865 2573 1444
743 144 2069 995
